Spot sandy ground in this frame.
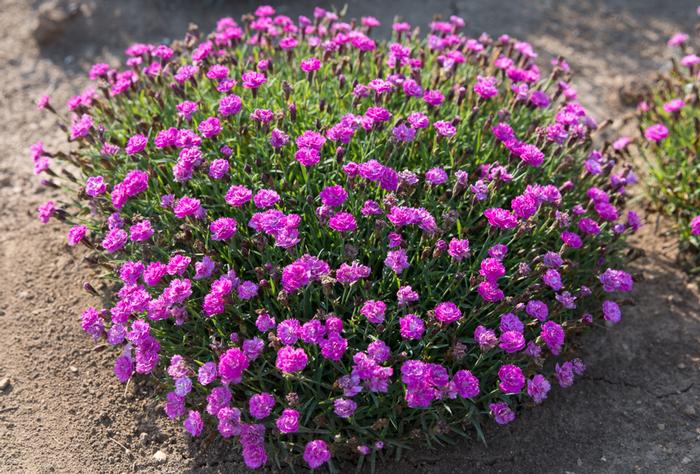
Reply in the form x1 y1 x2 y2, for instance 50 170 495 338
1 0 700 473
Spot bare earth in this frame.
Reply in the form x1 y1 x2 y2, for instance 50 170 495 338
1 1 700 473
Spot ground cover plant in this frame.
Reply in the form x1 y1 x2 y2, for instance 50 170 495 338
30 5 637 470
637 23 700 275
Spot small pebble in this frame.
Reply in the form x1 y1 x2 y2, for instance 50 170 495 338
682 457 692 465
684 406 697 418
69 366 78 373
153 450 167 463
0 377 10 391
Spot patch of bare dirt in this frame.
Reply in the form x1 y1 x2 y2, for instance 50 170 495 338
1 1 699 473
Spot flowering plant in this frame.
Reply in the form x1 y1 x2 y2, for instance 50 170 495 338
31 5 637 470
637 25 700 274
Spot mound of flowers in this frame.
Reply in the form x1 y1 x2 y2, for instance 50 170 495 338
636 25 700 273
31 6 637 470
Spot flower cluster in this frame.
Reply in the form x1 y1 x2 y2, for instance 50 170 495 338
33 6 636 470
636 14 700 274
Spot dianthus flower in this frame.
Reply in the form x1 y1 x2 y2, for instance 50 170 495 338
304 440 331 469
498 364 525 394
434 301 462 324
276 346 308 373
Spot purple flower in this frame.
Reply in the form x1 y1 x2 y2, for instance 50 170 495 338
304 440 331 469
490 402 515 425
474 75 499 98
85 176 107 197
384 249 410 274
114 355 133 383
210 217 237 241
484 208 518 229
329 212 357 232
67 225 88 246
475 325 498 350
644 123 668 142
276 408 300 433
448 238 470 260
527 374 551 403
526 299 549 321
334 398 357 418
499 331 525 353
691 215 700 236
425 167 448 185
219 94 242 116
399 314 425 340
218 348 249 384
242 70 267 89
602 300 622 323
184 410 203 437
599 269 633 293
276 346 308 373
269 128 289 148
360 300 386 324
477 281 505 302
434 301 462 324
498 364 525 394
125 134 147 155
300 57 321 72
543 268 563 291
555 361 575 388
249 393 275 419
102 228 128 253
541 321 565 355
198 116 221 138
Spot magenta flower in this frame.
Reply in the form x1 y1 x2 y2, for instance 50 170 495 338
329 212 357 232
691 215 700 236
276 408 300 434
473 75 499 98
489 401 515 425
130 220 154 242
384 249 409 274
184 410 204 437
125 134 147 155
527 374 551 404
85 176 107 197
304 440 331 469
102 228 128 253
541 321 565 355
360 300 386 324
242 70 267 89
399 314 425 340
498 364 525 394
300 57 321 72
434 301 462 324
198 116 222 138
249 393 275 419
219 94 242 116
218 348 249 384
275 346 308 373
67 225 88 246
644 123 668 142
602 300 621 324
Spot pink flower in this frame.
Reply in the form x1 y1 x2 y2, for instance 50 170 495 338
691 215 700 236
210 217 237 241
125 134 147 155
67 225 88 246
242 70 267 89
434 301 461 324
644 123 668 142
329 212 357 232
276 346 308 373
300 57 321 72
